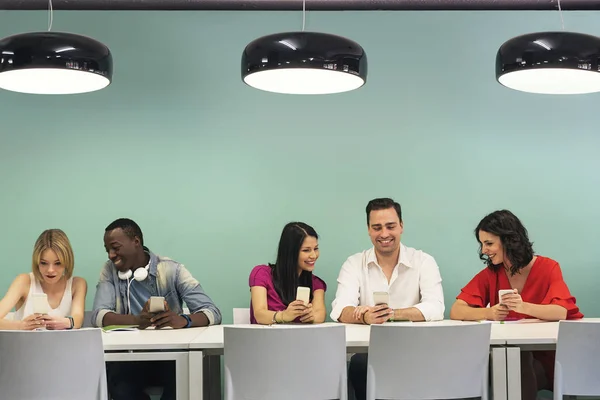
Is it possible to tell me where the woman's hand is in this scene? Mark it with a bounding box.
[299,303,315,323]
[486,303,510,321]
[281,300,307,322]
[40,315,71,330]
[20,314,46,330]
[501,289,526,314]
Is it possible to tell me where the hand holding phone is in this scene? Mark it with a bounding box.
[149,296,166,313]
[498,289,515,305]
[296,286,310,305]
[32,293,49,314]
[373,291,389,306]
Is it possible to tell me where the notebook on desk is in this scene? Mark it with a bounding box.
[102,325,138,332]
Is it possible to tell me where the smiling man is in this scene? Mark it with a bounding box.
[91,218,221,400]
[330,198,445,400]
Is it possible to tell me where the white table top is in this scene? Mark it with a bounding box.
[99,318,600,351]
[188,320,509,350]
[495,318,600,345]
[102,326,207,351]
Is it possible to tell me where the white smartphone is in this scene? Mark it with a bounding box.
[373,291,389,306]
[498,289,514,305]
[149,296,166,313]
[296,286,310,305]
[32,293,49,314]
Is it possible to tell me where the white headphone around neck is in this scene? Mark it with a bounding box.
[118,265,150,314]
[117,265,149,282]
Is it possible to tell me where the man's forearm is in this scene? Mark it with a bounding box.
[338,306,362,324]
[394,307,425,322]
[189,312,210,327]
[102,312,139,327]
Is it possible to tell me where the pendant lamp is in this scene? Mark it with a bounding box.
[496,31,600,95]
[0,32,112,95]
[241,1,366,95]
[496,0,600,95]
[242,31,367,95]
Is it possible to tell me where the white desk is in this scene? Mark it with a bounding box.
[102,319,600,400]
[189,321,510,400]
[102,327,207,400]
[190,320,507,352]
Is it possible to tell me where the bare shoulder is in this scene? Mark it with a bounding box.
[14,273,31,287]
[72,277,88,292]
[5,273,31,299]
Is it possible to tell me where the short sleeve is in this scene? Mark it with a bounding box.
[312,275,327,292]
[457,268,491,308]
[249,265,273,289]
[541,262,583,319]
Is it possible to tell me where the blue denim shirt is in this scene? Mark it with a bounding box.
[91,249,222,327]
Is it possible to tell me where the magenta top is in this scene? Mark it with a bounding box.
[248,264,327,324]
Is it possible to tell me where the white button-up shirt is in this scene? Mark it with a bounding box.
[330,243,445,322]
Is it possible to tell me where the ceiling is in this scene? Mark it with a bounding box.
[2,0,600,11]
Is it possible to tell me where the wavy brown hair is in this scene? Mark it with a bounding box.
[475,210,534,276]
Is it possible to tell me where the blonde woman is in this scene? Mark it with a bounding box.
[0,229,87,330]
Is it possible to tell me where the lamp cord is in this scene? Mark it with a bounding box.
[47,0,53,31]
[302,0,306,32]
[557,0,565,31]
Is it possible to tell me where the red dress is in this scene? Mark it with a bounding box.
[457,255,583,385]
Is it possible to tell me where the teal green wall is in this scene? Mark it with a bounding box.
[0,10,598,323]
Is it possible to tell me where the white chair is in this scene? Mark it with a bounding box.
[554,320,600,400]
[367,323,491,400]
[233,307,250,324]
[0,329,107,400]
[224,325,347,400]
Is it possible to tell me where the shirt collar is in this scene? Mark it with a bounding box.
[366,242,413,269]
[145,247,159,277]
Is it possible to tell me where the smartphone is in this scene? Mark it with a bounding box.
[32,293,49,314]
[149,296,166,313]
[498,289,514,305]
[373,291,389,306]
[296,286,310,305]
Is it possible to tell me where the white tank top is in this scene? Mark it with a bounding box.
[14,273,73,320]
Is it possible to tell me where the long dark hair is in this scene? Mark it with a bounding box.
[475,210,534,276]
[270,222,318,306]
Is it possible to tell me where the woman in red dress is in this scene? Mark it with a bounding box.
[450,210,583,400]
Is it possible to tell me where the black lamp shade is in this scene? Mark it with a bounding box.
[496,31,600,95]
[0,32,112,95]
[242,31,367,95]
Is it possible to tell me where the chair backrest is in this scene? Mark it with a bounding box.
[232,308,250,324]
[83,310,93,328]
[367,323,491,400]
[554,320,600,397]
[224,325,347,400]
[0,329,108,400]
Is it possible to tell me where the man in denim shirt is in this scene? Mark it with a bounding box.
[92,218,221,400]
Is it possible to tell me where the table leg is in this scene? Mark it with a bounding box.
[506,347,522,400]
[189,351,203,400]
[174,352,190,400]
[491,347,508,400]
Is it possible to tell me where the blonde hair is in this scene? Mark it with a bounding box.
[32,229,75,282]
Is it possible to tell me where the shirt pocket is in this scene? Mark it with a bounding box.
[163,290,182,313]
